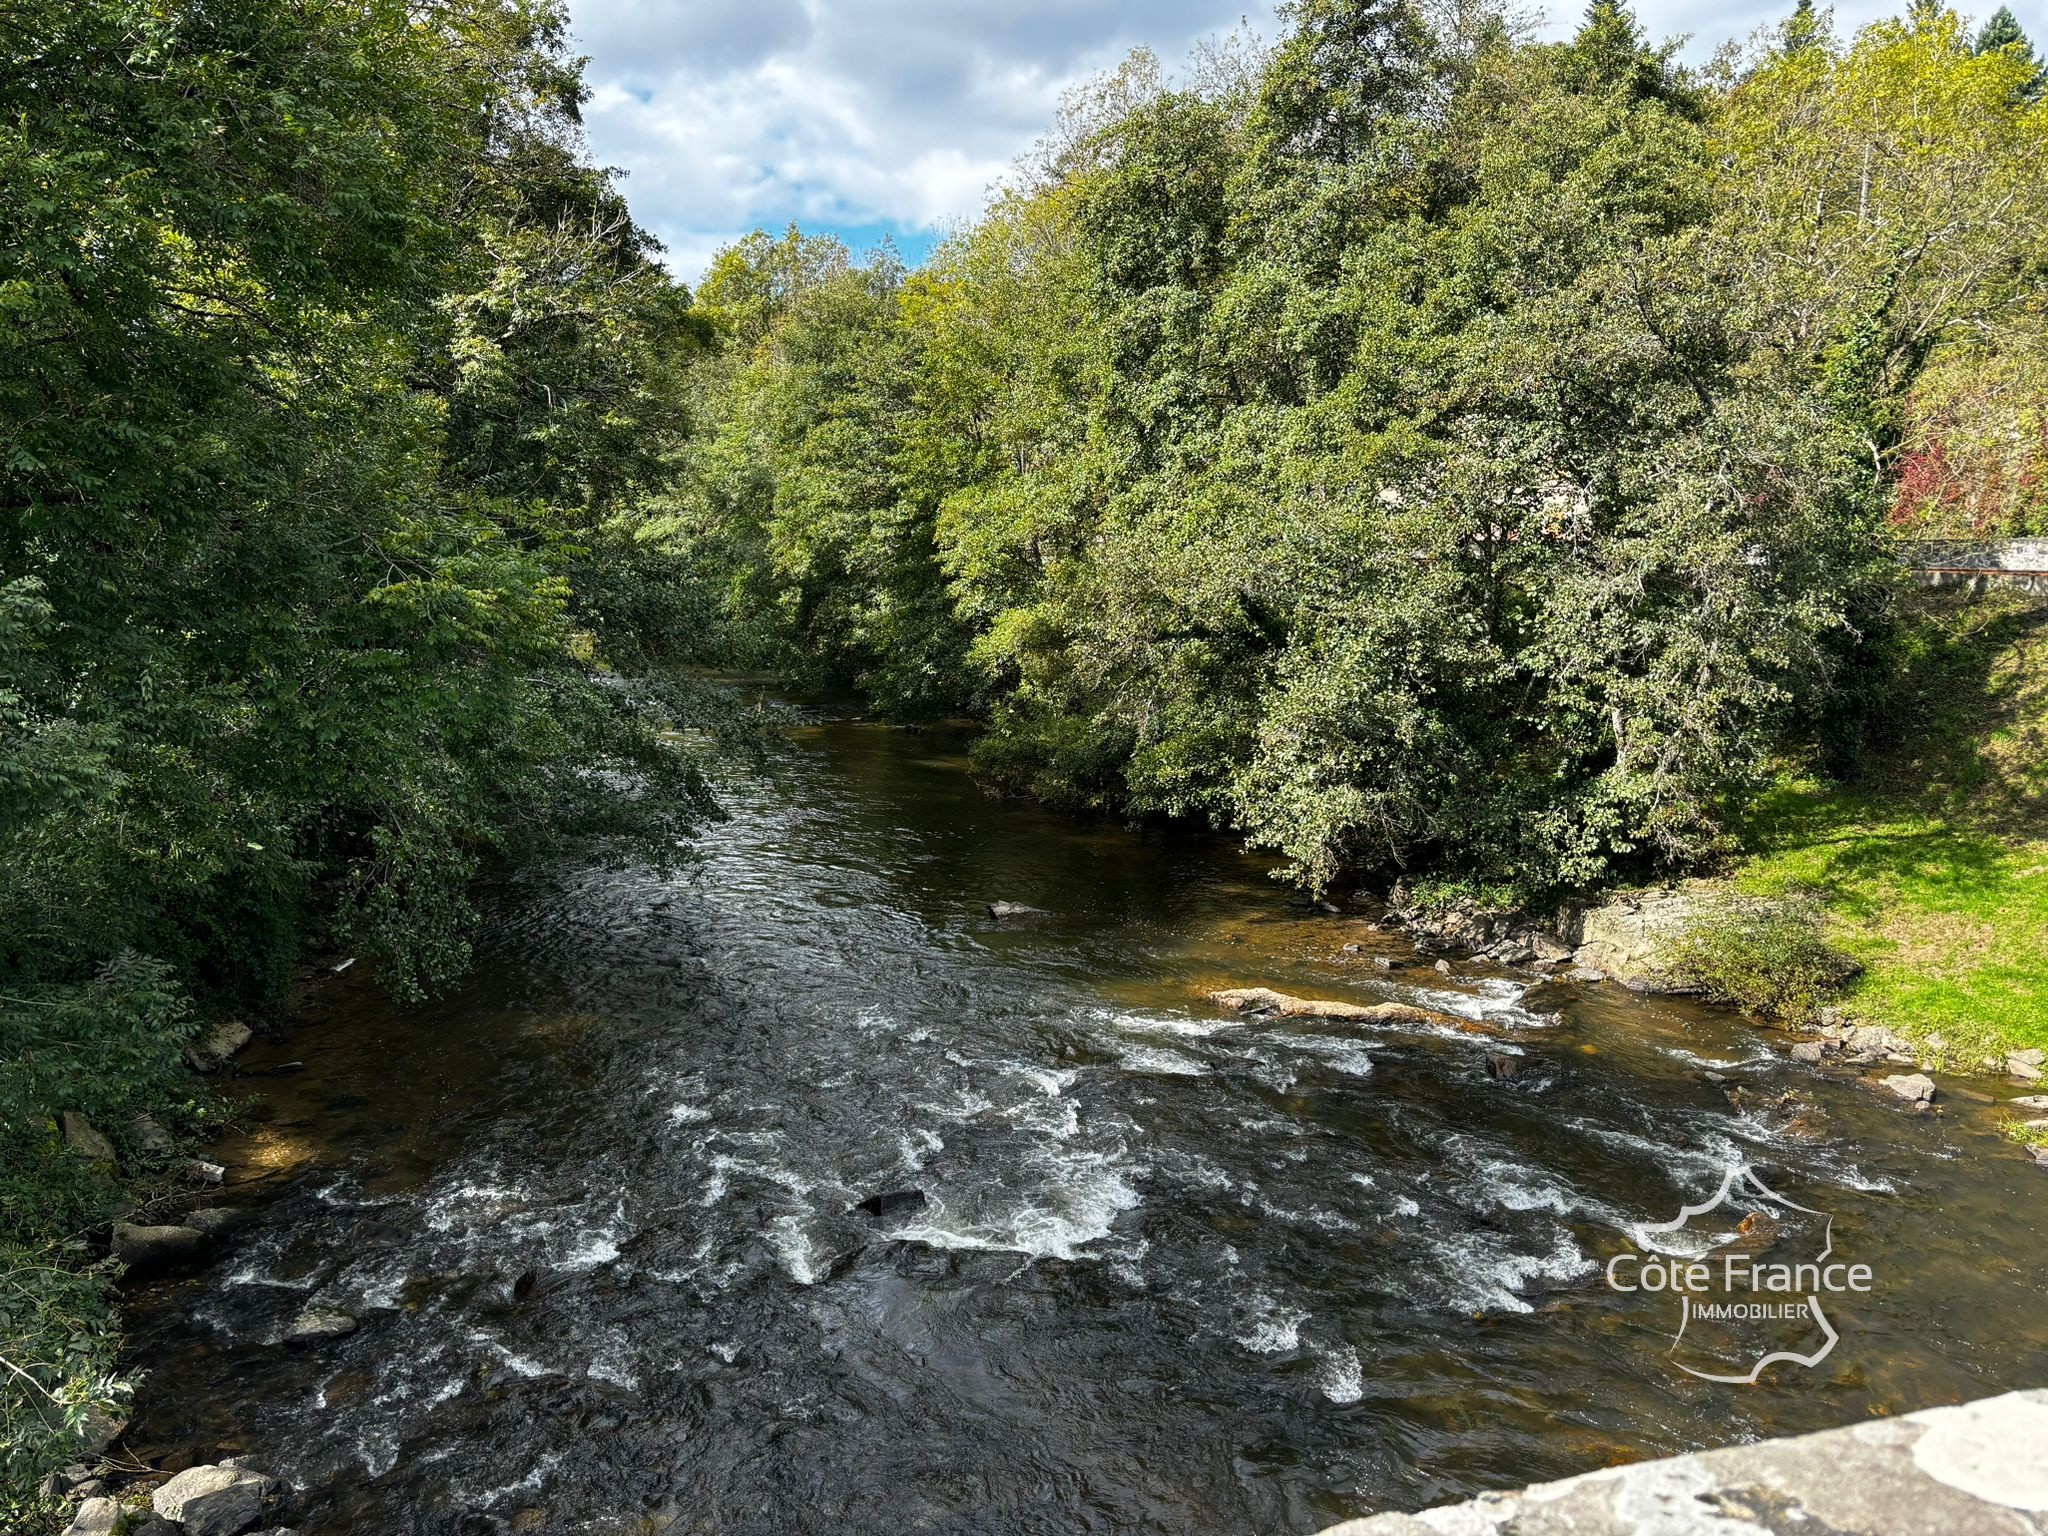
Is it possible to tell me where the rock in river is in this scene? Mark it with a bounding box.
[151,1464,276,1536]
[1210,987,1475,1031]
[111,1220,208,1270]
[182,1206,248,1236]
[1882,1073,1937,1104]
[1569,887,1700,991]
[986,900,1048,920]
[185,1018,254,1072]
[285,1306,359,1345]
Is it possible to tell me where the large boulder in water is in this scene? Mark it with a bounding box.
[1881,1072,1936,1104]
[284,1305,358,1345]
[151,1464,276,1536]
[1209,987,1480,1032]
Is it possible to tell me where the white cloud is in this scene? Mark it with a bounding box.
[570,0,1282,280]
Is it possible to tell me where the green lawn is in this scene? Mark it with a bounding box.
[1730,589,2048,1062]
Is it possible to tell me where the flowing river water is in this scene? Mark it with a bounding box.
[122,714,2048,1535]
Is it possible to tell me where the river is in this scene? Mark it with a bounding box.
[120,713,2048,1535]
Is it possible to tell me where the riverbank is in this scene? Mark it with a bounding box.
[1397,585,2048,1072]
[1728,586,2047,1067]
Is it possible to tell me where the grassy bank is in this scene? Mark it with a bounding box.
[1729,586,2048,1061]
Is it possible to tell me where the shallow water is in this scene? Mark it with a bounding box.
[123,715,2048,1535]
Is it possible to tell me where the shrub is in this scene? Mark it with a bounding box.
[1671,897,1861,1026]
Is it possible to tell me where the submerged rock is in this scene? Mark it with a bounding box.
[853,1189,929,1222]
[151,1463,276,1536]
[1210,986,1477,1032]
[1882,1072,1937,1104]
[284,1306,359,1345]
[111,1220,208,1270]
[182,1206,247,1236]
[986,900,1049,920]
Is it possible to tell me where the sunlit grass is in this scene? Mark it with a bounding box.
[1730,589,2048,1060]
[1735,782,2048,1057]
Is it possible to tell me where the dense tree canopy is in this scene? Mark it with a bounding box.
[1,0,713,1492]
[665,0,2045,895]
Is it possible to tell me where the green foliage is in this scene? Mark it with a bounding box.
[1670,897,1861,1025]
[0,1243,125,1527]
[0,955,189,1521]
[1975,3,2041,95]
[650,231,974,715]
[1,0,721,1508]
[673,0,2043,910]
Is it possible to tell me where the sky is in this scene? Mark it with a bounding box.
[565,0,2042,286]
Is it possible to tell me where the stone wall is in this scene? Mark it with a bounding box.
[1316,1389,2048,1536]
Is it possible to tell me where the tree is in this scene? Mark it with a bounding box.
[1974,5,2043,97]
[1,2,716,1503]
[1784,0,1825,55]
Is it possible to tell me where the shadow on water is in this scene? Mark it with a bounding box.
[121,715,2048,1535]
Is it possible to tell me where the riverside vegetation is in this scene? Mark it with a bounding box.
[3,0,2047,1521]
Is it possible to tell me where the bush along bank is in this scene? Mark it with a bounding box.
[660,2,2048,924]
[2,981,229,1526]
